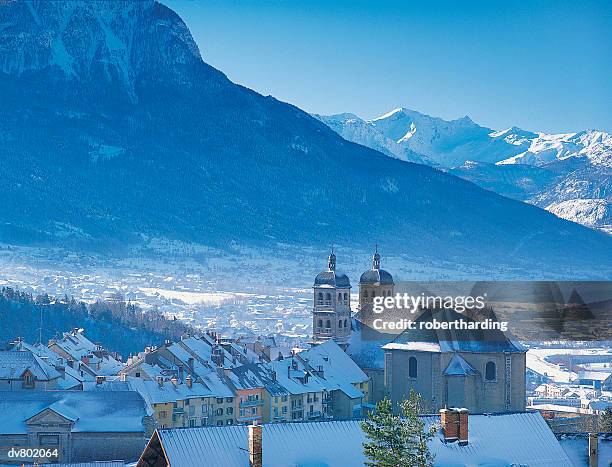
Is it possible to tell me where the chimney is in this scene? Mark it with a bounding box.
[589,433,598,467]
[457,408,468,446]
[186,374,193,389]
[248,421,262,467]
[440,408,459,442]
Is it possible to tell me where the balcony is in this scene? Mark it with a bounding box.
[307,411,322,419]
[240,399,264,408]
[291,405,304,412]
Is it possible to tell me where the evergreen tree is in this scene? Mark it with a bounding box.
[361,391,437,467]
[599,407,612,432]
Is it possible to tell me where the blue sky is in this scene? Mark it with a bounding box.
[166,0,611,133]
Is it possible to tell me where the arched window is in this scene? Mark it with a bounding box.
[344,292,348,301]
[339,320,343,328]
[325,292,331,302]
[317,292,323,303]
[325,320,331,328]
[371,291,375,298]
[317,319,322,328]
[344,319,348,329]
[338,293,342,301]
[408,356,417,378]
[485,361,496,381]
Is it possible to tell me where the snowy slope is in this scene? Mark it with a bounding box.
[317,109,611,232]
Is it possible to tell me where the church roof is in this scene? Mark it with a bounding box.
[444,353,479,376]
[359,268,394,285]
[314,270,351,288]
[383,308,526,354]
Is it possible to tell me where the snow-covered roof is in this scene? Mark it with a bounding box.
[0,350,61,381]
[0,391,147,434]
[578,370,611,381]
[387,308,526,354]
[15,341,92,386]
[151,411,571,467]
[229,363,287,396]
[443,353,479,376]
[345,318,394,370]
[51,330,124,376]
[558,433,612,467]
[299,340,368,384]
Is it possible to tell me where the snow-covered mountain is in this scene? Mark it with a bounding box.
[0,0,610,276]
[316,109,611,233]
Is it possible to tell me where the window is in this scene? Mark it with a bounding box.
[344,292,348,301]
[344,319,348,329]
[317,292,323,302]
[202,404,209,415]
[338,320,343,328]
[217,420,223,426]
[135,372,141,377]
[408,356,417,378]
[227,407,233,415]
[325,319,331,328]
[188,419,196,427]
[485,361,496,381]
[226,397,233,403]
[23,371,34,389]
[325,292,331,303]
[317,319,322,327]
[227,419,233,425]
[201,418,207,426]
[338,293,342,301]
[38,434,59,445]
[216,408,223,416]
[282,406,287,413]
[371,291,375,298]
[216,398,223,404]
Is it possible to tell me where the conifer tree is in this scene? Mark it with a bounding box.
[361,391,437,467]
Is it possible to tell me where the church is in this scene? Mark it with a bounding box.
[310,250,527,414]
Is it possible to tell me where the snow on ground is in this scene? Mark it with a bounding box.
[546,198,610,230]
[526,347,612,383]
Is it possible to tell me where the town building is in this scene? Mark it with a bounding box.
[0,350,73,390]
[48,329,124,377]
[0,391,149,464]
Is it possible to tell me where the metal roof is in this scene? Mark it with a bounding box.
[152,411,572,467]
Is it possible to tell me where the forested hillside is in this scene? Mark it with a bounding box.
[0,287,189,358]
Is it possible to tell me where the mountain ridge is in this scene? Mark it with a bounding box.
[316,109,612,233]
[0,0,610,276]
